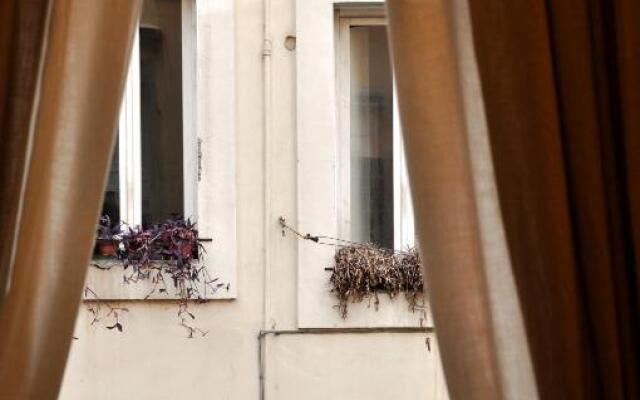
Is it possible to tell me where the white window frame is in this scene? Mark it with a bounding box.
[335,15,415,251]
[116,0,198,226]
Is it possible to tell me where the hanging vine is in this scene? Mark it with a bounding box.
[86,216,228,337]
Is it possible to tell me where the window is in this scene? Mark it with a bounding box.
[337,17,415,250]
[296,4,424,328]
[102,0,194,226]
[90,0,238,300]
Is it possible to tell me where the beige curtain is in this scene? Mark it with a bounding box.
[0,1,141,399]
[387,0,500,396]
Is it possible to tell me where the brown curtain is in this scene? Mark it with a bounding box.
[0,1,141,399]
[467,0,640,398]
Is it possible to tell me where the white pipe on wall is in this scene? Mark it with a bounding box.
[261,0,274,397]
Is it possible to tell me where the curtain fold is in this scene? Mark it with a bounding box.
[0,0,50,303]
[386,1,505,398]
[0,1,141,399]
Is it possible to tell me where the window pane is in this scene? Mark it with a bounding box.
[349,26,394,248]
[101,137,120,223]
[140,0,184,226]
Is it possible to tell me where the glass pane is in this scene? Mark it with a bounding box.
[101,137,120,223]
[349,25,394,248]
[140,0,184,226]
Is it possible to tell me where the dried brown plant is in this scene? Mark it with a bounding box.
[329,244,424,318]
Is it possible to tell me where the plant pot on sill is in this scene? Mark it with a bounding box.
[95,239,119,257]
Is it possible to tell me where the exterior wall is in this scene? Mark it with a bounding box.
[59,0,449,399]
[264,333,448,399]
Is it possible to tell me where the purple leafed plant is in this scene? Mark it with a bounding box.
[88,216,227,337]
[119,218,224,299]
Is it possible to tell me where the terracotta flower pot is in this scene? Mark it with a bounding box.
[95,239,118,257]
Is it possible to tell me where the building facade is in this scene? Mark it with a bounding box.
[60,1,457,398]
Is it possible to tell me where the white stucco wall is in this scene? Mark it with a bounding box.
[59,0,449,399]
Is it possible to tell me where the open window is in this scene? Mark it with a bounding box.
[102,0,196,226]
[90,0,237,300]
[296,4,425,328]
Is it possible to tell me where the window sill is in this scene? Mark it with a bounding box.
[83,260,234,301]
